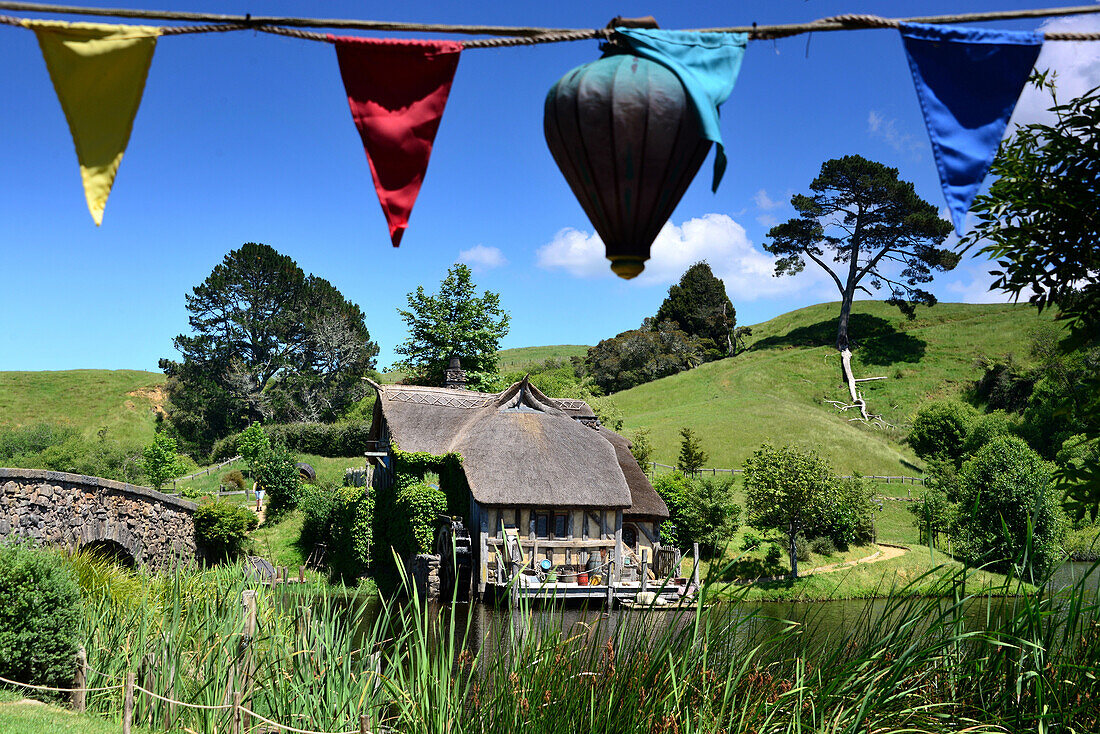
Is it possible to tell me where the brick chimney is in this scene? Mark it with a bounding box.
[444,355,467,390]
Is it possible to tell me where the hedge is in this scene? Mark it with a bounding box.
[300,481,373,583]
[211,421,374,462]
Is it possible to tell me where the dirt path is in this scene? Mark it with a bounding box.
[803,544,908,576]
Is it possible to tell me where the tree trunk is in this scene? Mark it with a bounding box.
[836,291,854,352]
[788,521,798,580]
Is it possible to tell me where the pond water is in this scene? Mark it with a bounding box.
[300,561,1100,654]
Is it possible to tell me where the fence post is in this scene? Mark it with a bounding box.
[298,565,305,583]
[165,656,176,731]
[692,543,701,591]
[240,589,257,724]
[640,557,648,594]
[72,645,87,713]
[606,563,614,609]
[360,714,370,734]
[122,672,134,734]
[141,653,155,727]
[232,690,242,734]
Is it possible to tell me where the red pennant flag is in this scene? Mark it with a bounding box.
[332,36,462,247]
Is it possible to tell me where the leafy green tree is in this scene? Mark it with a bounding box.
[141,432,185,491]
[252,441,301,523]
[584,320,704,394]
[394,264,510,389]
[743,444,837,579]
[677,427,708,476]
[651,472,692,548]
[161,243,379,454]
[629,427,653,469]
[655,262,736,358]
[680,476,741,556]
[764,155,957,352]
[908,401,979,466]
[237,422,270,467]
[961,78,1100,517]
[950,436,1066,577]
[194,500,258,561]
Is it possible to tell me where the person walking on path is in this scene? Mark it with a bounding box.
[254,480,265,513]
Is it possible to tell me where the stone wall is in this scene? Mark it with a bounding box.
[0,468,199,567]
[406,553,441,600]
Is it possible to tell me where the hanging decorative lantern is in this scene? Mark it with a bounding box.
[544,49,711,280]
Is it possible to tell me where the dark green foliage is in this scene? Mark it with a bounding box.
[161,242,379,454]
[763,543,783,567]
[221,469,246,489]
[794,535,811,563]
[679,476,741,556]
[961,78,1100,518]
[394,264,510,389]
[677,427,708,475]
[211,421,376,462]
[0,423,145,484]
[765,155,956,351]
[0,543,81,690]
[651,472,740,553]
[300,481,373,582]
[654,261,736,359]
[908,486,954,547]
[395,480,447,556]
[252,442,301,522]
[951,436,1066,576]
[809,536,837,556]
[740,531,762,551]
[194,500,258,561]
[908,400,978,465]
[963,411,1017,457]
[582,320,704,394]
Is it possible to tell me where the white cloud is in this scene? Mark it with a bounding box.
[536,213,835,300]
[942,260,1016,305]
[753,189,783,210]
[1011,12,1100,127]
[867,110,924,156]
[457,244,506,272]
[756,214,778,228]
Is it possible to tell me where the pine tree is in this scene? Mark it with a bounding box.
[677,427,708,476]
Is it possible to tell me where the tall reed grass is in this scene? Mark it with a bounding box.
[55,551,1100,733]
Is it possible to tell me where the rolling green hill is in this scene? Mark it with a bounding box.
[0,369,165,445]
[615,301,1056,477]
[496,345,589,373]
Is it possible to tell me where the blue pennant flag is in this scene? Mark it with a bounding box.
[899,23,1041,235]
[615,28,747,192]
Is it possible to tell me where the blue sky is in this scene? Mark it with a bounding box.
[1,1,1098,372]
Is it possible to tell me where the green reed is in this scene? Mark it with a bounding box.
[60,550,1100,734]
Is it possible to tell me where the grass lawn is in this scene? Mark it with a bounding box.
[617,301,1056,477]
[0,690,155,734]
[0,369,164,445]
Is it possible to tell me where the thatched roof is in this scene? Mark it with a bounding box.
[370,379,667,518]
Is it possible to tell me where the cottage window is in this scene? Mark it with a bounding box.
[553,513,568,538]
[535,513,549,539]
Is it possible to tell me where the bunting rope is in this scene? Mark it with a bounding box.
[0,2,1099,44]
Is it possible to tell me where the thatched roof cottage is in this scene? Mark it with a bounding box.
[366,365,668,598]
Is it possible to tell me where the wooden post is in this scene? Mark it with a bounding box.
[613,510,623,584]
[72,645,87,713]
[640,558,648,593]
[240,589,257,708]
[122,672,134,734]
[232,690,242,734]
[606,562,614,609]
[141,653,155,726]
[298,565,305,583]
[165,657,176,732]
[360,714,370,734]
[692,543,701,590]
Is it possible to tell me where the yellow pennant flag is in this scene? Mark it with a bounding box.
[23,20,161,225]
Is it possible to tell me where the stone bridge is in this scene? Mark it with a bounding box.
[0,468,199,566]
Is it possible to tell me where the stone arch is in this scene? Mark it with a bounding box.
[80,538,136,568]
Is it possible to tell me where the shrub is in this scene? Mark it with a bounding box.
[237,422,270,466]
[652,472,692,548]
[299,480,373,582]
[394,480,447,556]
[629,427,653,468]
[253,442,302,522]
[0,543,81,690]
[908,401,978,465]
[764,544,783,567]
[804,476,875,549]
[951,436,1067,576]
[794,535,811,562]
[222,469,246,489]
[809,536,837,556]
[740,531,761,552]
[180,485,215,501]
[194,500,258,561]
[963,411,1018,457]
[680,476,740,556]
[907,486,955,547]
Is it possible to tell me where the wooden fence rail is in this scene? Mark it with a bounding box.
[171,455,243,489]
[648,461,927,485]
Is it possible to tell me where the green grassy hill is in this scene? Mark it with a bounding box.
[497,345,589,373]
[0,369,165,445]
[616,301,1055,477]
